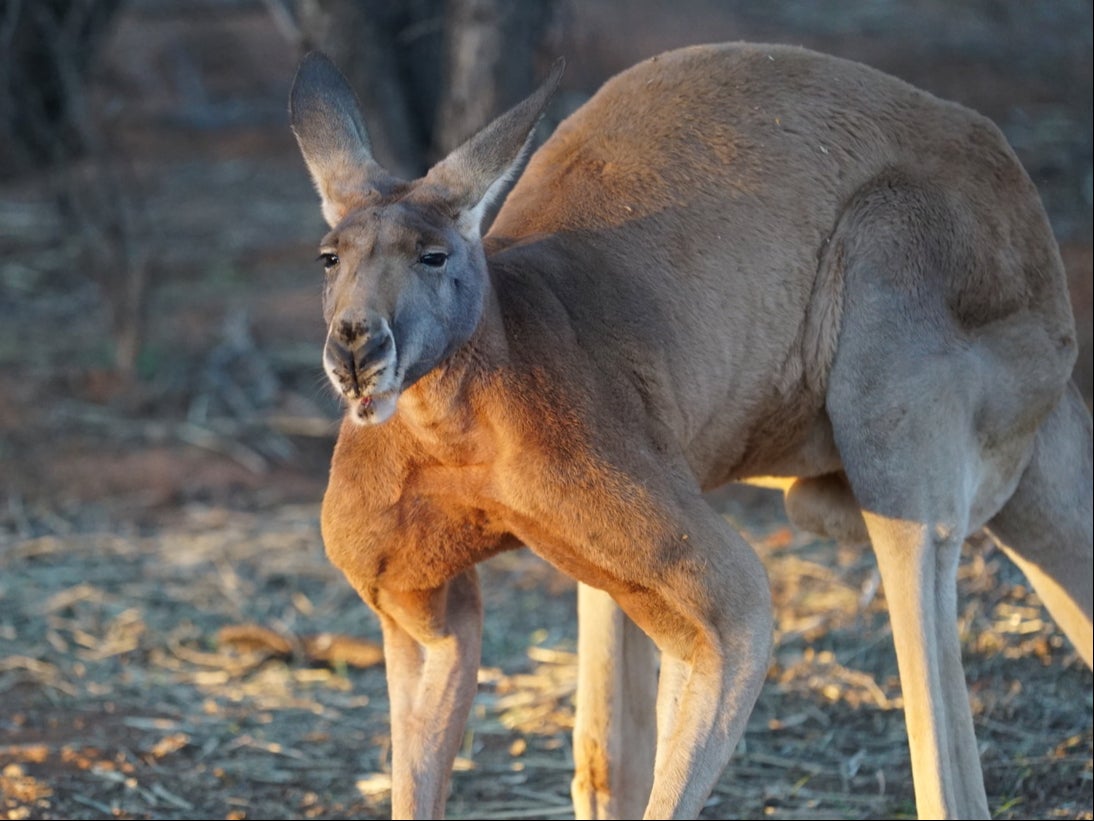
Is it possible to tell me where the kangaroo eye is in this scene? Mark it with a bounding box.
[317,252,339,271]
[418,251,448,268]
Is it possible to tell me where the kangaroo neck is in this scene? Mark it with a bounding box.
[393,280,510,457]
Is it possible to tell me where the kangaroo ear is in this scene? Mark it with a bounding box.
[290,52,397,226]
[423,58,565,237]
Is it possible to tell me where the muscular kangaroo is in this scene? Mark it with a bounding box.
[289,42,1093,819]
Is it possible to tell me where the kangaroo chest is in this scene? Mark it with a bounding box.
[321,454,526,598]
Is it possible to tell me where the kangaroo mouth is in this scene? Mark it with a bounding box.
[351,390,398,425]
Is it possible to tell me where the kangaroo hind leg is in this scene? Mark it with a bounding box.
[986,382,1093,668]
[824,181,1039,817]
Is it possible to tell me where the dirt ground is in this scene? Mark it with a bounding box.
[1,2,1091,819]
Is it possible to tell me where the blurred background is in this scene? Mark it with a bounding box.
[0,3,1091,819]
[0,0,1090,531]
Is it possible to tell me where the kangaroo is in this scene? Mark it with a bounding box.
[289,42,1093,819]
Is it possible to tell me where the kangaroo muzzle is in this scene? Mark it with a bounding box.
[324,315,395,401]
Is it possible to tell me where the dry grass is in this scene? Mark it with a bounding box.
[2,493,1090,820]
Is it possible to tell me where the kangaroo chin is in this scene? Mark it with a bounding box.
[351,391,398,425]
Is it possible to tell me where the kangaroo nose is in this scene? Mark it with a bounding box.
[334,317,366,347]
[357,329,393,367]
[334,315,393,361]
[325,315,394,398]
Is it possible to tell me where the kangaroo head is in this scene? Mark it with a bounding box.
[289,52,562,424]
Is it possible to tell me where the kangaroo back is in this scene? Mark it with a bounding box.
[487,43,1074,485]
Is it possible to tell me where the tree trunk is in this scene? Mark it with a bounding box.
[289,0,559,178]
